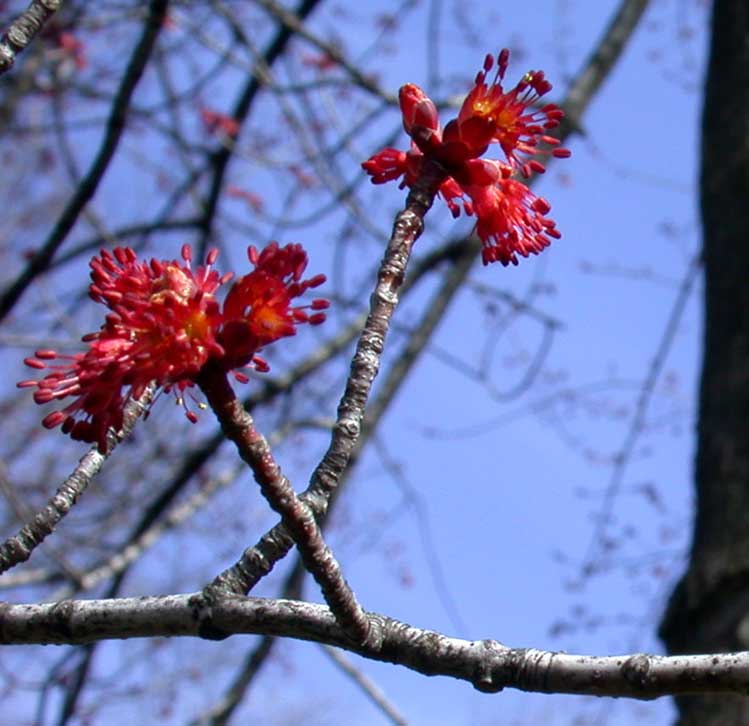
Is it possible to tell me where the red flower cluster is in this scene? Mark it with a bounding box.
[362,50,571,266]
[19,243,328,451]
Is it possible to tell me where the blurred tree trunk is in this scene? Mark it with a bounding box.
[658,1,749,723]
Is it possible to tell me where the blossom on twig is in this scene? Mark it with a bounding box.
[18,243,328,451]
[362,50,571,266]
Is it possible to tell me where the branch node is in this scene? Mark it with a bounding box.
[622,653,655,691]
[189,592,232,641]
[48,599,75,639]
[471,639,508,693]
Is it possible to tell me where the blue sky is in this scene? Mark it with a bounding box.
[1,1,711,723]
[289,1,706,723]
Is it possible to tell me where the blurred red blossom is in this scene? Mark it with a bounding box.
[200,107,240,138]
[227,185,265,213]
[301,50,339,72]
[362,50,570,266]
[57,32,87,70]
[19,243,328,452]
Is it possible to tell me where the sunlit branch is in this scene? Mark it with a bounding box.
[197,365,374,645]
[3,593,749,701]
[0,0,62,76]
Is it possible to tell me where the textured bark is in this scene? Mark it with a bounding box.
[4,594,749,700]
[197,366,373,645]
[0,0,62,74]
[658,1,749,723]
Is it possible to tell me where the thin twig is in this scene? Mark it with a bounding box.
[187,634,275,726]
[580,254,701,577]
[321,644,409,726]
[0,0,171,322]
[0,385,154,575]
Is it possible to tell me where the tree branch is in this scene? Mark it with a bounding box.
[2,593,749,701]
[187,634,275,726]
[0,0,170,322]
[197,365,373,645]
[0,385,154,575]
[204,160,445,596]
[321,644,409,726]
[203,0,651,601]
[0,0,62,76]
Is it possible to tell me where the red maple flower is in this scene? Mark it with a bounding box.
[301,50,339,72]
[452,51,569,176]
[200,107,240,138]
[217,243,328,372]
[58,32,87,70]
[362,49,570,266]
[455,161,561,266]
[226,185,265,213]
[19,243,328,451]
[361,145,419,186]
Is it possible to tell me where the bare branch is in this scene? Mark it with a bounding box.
[197,365,373,645]
[2,593,749,701]
[187,635,275,726]
[321,644,409,726]
[0,0,62,76]
[0,385,154,575]
[0,0,171,322]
